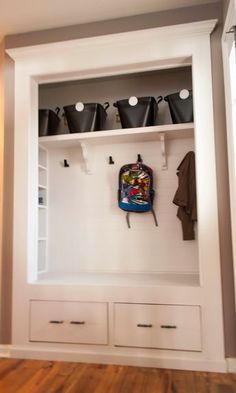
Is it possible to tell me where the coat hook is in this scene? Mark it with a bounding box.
[109,156,115,165]
[64,159,69,167]
[137,154,143,163]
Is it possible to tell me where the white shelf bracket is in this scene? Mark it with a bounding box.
[160,133,167,170]
[80,142,92,174]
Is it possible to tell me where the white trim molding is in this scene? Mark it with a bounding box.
[0,345,11,358]
[226,357,236,373]
[6,19,217,62]
[222,0,236,314]
[9,345,227,373]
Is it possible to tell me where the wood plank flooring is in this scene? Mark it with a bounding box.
[0,359,234,393]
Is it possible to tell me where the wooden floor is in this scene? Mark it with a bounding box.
[0,359,235,393]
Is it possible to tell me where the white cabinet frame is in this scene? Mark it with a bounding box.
[6,20,226,371]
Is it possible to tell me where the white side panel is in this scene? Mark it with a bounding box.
[222,0,236,311]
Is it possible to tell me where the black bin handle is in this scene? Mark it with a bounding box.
[103,102,110,111]
[156,96,163,104]
[55,107,60,116]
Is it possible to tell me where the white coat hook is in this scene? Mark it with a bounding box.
[160,133,167,170]
[80,142,91,174]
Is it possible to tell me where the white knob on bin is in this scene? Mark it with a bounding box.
[179,89,190,100]
[75,102,84,112]
[128,96,138,106]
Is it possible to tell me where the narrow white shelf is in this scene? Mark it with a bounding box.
[34,271,200,287]
[39,123,194,148]
[38,184,47,189]
[38,237,47,241]
[38,164,47,171]
[38,205,47,209]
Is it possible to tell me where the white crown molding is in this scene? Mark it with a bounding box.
[5,19,218,86]
[6,19,217,62]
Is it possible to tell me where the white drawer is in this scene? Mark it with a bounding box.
[114,303,201,351]
[30,300,108,345]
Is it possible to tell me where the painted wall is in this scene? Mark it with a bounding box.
[2,1,236,356]
[1,52,14,344]
[0,41,4,342]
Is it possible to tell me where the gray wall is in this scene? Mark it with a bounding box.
[0,40,4,342]
[4,3,227,48]
[3,1,236,356]
[1,52,14,344]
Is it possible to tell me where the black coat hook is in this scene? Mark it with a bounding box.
[137,154,143,164]
[109,156,114,165]
[64,159,69,167]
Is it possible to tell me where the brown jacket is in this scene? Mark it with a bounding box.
[173,151,197,240]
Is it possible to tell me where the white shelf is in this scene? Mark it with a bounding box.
[38,184,47,189]
[38,205,47,209]
[38,164,47,171]
[34,271,200,287]
[39,123,194,148]
[38,237,47,241]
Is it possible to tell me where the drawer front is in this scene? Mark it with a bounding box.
[30,300,108,344]
[114,303,201,351]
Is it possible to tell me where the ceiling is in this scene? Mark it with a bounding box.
[0,0,220,39]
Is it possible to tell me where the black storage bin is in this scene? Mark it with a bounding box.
[164,90,193,124]
[113,96,163,129]
[39,107,60,137]
[63,102,109,133]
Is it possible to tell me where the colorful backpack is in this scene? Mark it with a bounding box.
[118,159,158,228]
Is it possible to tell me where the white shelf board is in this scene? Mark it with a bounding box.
[34,271,200,287]
[38,205,47,209]
[39,123,194,149]
[38,184,47,189]
[38,237,47,241]
[38,164,47,171]
[39,144,48,152]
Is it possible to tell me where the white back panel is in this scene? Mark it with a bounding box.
[47,137,197,274]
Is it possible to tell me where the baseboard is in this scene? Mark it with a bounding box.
[226,358,236,372]
[7,345,227,372]
[0,345,11,358]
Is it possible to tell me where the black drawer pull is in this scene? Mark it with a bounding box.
[70,321,85,325]
[49,320,64,324]
[161,325,177,329]
[137,323,153,328]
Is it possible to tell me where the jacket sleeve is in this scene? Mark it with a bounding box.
[173,151,197,240]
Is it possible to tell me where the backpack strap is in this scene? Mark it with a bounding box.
[126,212,131,229]
[151,208,158,227]
[126,210,158,229]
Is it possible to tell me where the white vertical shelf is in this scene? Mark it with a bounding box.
[38,145,48,273]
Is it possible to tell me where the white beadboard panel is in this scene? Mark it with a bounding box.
[47,137,197,274]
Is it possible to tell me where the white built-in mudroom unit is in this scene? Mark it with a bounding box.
[6,19,226,371]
